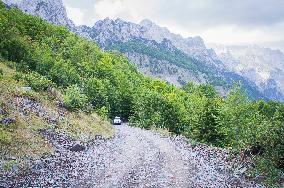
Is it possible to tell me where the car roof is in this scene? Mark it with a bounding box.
[114,117,120,119]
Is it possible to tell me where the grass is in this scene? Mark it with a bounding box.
[0,62,114,169]
[151,127,172,137]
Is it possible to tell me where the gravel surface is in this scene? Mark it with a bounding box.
[1,124,263,187]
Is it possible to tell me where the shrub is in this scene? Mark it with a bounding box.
[0,68,3,80]
[16,72,54,91]
[95,106,109,120]
[63,85,88,110]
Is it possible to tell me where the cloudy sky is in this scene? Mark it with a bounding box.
[62,0,284,51]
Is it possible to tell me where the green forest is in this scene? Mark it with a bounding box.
[0,2,283,185]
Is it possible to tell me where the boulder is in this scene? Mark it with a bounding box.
[21,86,32,91]
[0,108,5,115]
[1,117,15,125]
[69,144,86,152]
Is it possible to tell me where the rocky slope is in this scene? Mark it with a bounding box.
[210,44,284,101]
[139,19,223,68]
[3,0,283,101]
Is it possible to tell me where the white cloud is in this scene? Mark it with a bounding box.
[94,0,124,19]
[65,6,84,26]
[62,0,284,51]
[92,0,148,22]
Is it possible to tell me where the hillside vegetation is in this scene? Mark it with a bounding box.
[0,2,283,185]
[0,62,113,171]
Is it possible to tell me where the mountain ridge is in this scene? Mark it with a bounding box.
[3,0,284,102]
[209,43,284,101]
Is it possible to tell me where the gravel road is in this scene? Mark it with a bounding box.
[1,124,262,187]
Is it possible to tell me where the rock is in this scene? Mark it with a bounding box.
[49,116,57,124]
[1,117,15,125]
[69,144,86,152]
[21,86,32,91]
[5,156,16,160]
[0,124,262,187]
[95,135,103,140]
[253,175,266,184]
[0,108,5,115]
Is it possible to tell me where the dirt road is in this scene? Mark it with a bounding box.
[1,124,261,187]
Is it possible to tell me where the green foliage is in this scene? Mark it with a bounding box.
[182,82,218,98]
[84,77,109,109]
[19,71,53,91]
[131,89,167,129]
[95,106,109,120]
[63,85,88,110]
[0,3,283,185]
[250,156,283,186]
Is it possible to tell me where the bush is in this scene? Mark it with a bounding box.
[0,68,3,80]
[63,85,88,110]
[17,72,53,91]
[95,106,109,120]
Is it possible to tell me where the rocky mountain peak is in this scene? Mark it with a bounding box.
[140,19,154,26]
[3,0,75,30]
[187,36,205,48]
[209,43,284,100]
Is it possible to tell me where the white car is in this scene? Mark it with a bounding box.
[113,117,122,125]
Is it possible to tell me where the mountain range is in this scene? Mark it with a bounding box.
[209,44,284,101]
[3,0,284,102]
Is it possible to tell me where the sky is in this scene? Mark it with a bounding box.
[62,0,284,51]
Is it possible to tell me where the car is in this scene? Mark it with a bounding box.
[113,116,122,125]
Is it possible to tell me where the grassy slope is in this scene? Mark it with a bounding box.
[0,62,113,169]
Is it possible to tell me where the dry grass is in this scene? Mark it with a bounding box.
[151,127,172,137]
[59,111,114,141]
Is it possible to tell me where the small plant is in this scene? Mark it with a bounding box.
[2,160,18,171]
[0,68,3,80]
[95,106,109,120]
[63,85,88,110]
[249,156,283,187]
[23,72,54,91]
[14,72,54,91]
[0,128,12,145]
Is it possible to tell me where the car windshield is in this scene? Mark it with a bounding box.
[115,117,120,119]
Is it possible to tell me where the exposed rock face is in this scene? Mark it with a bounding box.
[139,19,223,68]
[125,52,205,86]
[84,18,222,68]
[210,44,284,101]
[75,19,267,99]
[2,0,76,31]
